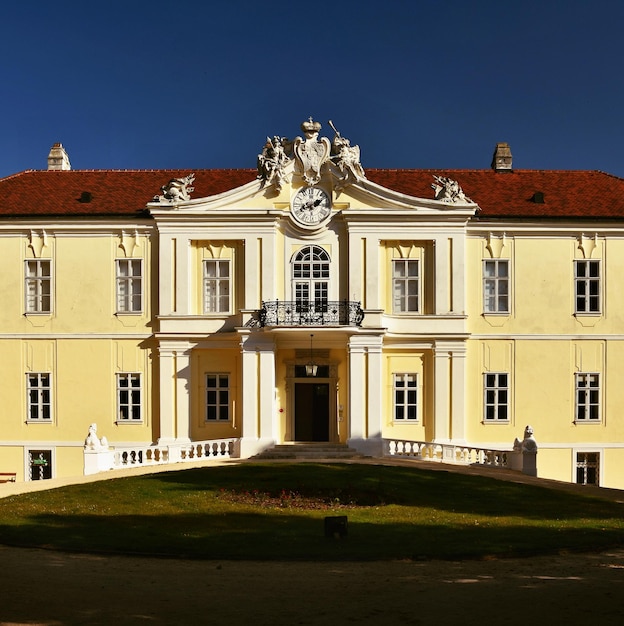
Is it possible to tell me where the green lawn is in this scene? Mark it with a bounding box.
[1,462,623,560]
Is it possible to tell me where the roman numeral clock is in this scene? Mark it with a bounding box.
[291,186,331,227]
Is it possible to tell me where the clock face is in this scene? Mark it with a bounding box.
[292,187,331,226]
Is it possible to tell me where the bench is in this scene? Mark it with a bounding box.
[0,472,17,483]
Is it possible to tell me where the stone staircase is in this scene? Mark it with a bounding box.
[251,443,366,460]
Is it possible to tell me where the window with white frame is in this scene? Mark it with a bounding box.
[574,260,600,313]
[576,452,599,485]
[483,260,509,313]
[25,260,51,313]
[116,259,143,313]
[484,373,509,421]
[27,373,52,421]
[206,374,230,421]
[203,260,231,313]
[117,373,142,421]
[292,245,330,313]
[393,260,419,313]
[575,373,600,421]
[393,373,418,421]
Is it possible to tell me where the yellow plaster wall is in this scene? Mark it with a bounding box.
[191,349,241,440]
[0,233,152,335]
[382,351,428,441]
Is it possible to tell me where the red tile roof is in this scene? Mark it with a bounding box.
[1,168,623,219]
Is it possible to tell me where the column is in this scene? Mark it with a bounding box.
[157,342,192,444]
[347,334,385,456]
[175,348,192,443]
[434,237,449,314]
[258,345,276,444]
[175,237,190,314]
[450,344,467,443]
[365,338,384,455]
[348,339,366,442]
[238,333,260,457]
[433,344,451,443]
[158,234,174,316]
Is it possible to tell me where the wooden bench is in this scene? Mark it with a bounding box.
[0,472,17,483]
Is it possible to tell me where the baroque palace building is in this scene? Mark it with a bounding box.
[1,120,624,488]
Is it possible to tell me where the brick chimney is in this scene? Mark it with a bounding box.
[47,143,71,171]
[491,142,512,172]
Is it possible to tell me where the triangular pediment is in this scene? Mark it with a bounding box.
[147,118,480,220]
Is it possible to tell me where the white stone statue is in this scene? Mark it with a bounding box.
[513,425,538,453]
[156,173,195,203]
[329,120,365,191]
[293,118,331,186]
[431,175,471,203]
[257,135,291,192]
[85,423,109,451]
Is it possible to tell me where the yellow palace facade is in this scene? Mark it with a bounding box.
[1,122,624,489]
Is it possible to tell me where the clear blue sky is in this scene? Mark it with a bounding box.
[1,0,622,179]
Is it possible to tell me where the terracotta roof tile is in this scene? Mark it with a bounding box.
[1,168,623,219]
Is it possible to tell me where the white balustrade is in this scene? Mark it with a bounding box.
[385,439,509,469]
[109,439,237,471]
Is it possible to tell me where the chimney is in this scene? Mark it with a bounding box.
[491,142,512,172]
[47,143,71,171]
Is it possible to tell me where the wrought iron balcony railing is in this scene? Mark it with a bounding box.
[259,300,364,327]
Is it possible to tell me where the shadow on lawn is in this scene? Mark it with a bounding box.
[145,463,624,521]
[1,509,623,561]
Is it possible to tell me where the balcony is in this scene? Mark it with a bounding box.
[259,300,364,327]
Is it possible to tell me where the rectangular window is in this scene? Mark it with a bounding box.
[25,260,51,313]
[484,373,509,421]
[575,260,600,313]
[576,452,599,485]
[483,260,509,313]
[28,449,53,481]
[393,373,418,421]
[116,259,143,313]
[393,260,419,313]
[575,373,600,421]
[27,373,52,421]
[117,373,142,421]
[206,374,230,421]
[203,260,230,313]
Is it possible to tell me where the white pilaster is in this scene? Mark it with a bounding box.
[158,234,174,316]
[365,237,380,310]
[451,233,466,315]
[434,236,449,314]
[450,344,467,443]
[348,339,366,442]
[157,342,193,444]
[348,333,385,456]
[175,237,190,314]
[433,344,451,443]
[157,346,176,443]
[175,348,192,443]
[258,345,276,443]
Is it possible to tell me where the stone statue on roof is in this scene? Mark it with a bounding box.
[257,135,291,192]
[155,173,195,203]
[329,120,365,191]
[431,175,471,203]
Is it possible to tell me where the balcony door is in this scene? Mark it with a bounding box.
[292,245,330,318]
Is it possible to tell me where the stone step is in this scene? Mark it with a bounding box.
[252,443,366,460]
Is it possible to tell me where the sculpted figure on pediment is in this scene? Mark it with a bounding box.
[293,118,330,186]
[329,120,365,191]
[257,135,291,192]
[431,175,471,203]
[155,173,195,203]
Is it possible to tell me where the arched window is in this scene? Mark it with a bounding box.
[292,245,330,312]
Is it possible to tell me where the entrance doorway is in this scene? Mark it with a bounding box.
[294,382,330,441]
